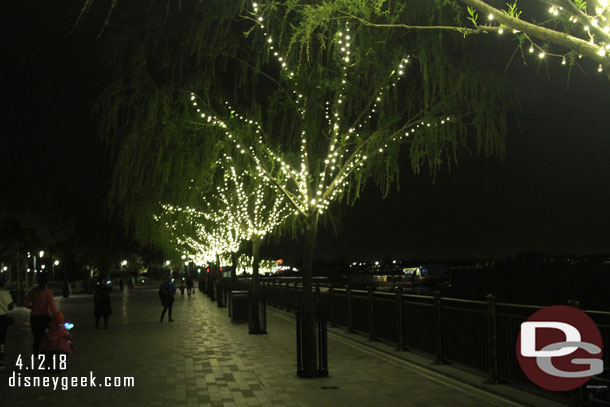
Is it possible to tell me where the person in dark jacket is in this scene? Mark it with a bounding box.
[94,280,113,329]
[186,276,194,296]
[159,278,176,322]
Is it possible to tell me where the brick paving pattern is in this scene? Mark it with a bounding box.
[1,288,537,407]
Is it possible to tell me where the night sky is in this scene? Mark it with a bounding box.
[3,2,610,265]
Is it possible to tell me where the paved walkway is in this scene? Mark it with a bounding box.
[1,288,564,407]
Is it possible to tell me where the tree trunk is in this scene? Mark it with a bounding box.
[301,213,319,377]
[252,236,261,284]
[231,251,238,282]
[16,252,24,306]
[250,235,263,333]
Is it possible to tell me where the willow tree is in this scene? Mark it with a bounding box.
[281,0,610,78]
[178,0,517,377]
[98,1,255,248]
[157,155,292,332]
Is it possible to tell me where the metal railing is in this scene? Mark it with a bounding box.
[253,278,610,406]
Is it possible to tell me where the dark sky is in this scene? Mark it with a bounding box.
[3,2,610,264]
[310,65,610,262]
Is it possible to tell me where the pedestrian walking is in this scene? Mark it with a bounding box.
[186,276,194,296]
[62,280,70,298]
[119,278,124,292]
[94,280,113,329]
[24,274,58,355]
[159,278,176,322]
[179,280,186,298]
[0,277,15,369]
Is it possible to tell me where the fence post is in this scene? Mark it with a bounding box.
[368,285,375,341]
[281,281,288,310]
[293,282,299,312]
[296,304,303,376]
[433,291,446,365]
[486,294,499,384]
[328,284,337,327]
[346,285,353,333]
[395,285,405,351]
[568,299,587,407]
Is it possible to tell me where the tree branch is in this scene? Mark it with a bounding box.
[459,0,609,68]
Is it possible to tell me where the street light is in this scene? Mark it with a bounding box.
[52,260,60,281]
[119,260,128,285]
[30,250,45,287]
[165,260,171,278]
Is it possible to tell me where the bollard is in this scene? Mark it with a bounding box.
[368,285,375,341]
[433,291,446,365]
[486,294,499,384]
[395,285,405,350]
[346,285,353,333]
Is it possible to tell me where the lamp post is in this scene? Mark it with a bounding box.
[31,250,44,284]
[120,260,127,280]
[52,260,60,281]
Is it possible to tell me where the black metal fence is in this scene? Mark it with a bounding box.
[254,278,610,406]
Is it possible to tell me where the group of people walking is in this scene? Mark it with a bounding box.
[0,274,195,369]
[0,275,73,370]
[178,276,195,298]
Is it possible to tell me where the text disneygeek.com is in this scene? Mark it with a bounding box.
[9,371,135,391]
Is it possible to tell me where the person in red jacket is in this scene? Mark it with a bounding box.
[25,274,58,355]
[42,312,72,355]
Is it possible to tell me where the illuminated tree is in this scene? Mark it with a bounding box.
[155,158,292,332]
[96,0,515,377]
[281,0,610,77]
[76,0,610,77]
[180,0,515,376]
[157,156,291,283]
